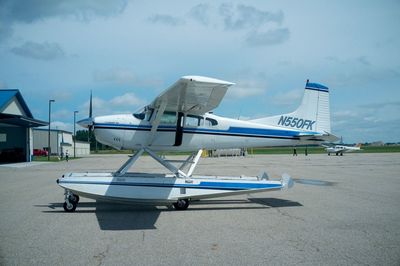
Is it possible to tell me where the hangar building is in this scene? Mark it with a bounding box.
[0,89,47,163]
[33,128,90,157]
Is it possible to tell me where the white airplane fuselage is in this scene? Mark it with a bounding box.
[326,145,361,154]
[92,112,318,152]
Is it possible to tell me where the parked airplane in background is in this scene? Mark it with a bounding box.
[57,76,337,212]
[323,143,362,156]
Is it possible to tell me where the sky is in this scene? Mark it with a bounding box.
[0,0,399,143]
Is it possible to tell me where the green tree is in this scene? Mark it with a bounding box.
[75,130,112,151]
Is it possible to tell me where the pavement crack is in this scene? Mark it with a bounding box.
[275,207,305,222]
[93,244,110,266]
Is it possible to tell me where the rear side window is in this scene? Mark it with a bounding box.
[185,115,203,127]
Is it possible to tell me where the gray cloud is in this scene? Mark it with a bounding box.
[148,14,185,26]
[0,21,13,42]
[246,28,289,46]
[10,41,65,60]
[2,0,127,23]
[332,100,400,143]
[326,56,371,67]
[356,56,370,66]
[359,101,400,109]
[147,4,289,47]
[333,113,400,143]
[219,4,283,30]
[189,3,210,26]
[0,0,128,42]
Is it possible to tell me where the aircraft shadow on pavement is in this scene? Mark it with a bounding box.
[38,197,302,231]
[37,201,162,231]
[94,201,162,230]
[293,178,336,186]
[247,198,303,208]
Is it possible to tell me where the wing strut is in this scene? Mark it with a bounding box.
[147,100,167,146]
[186,149,203,177]
[113,148,203,178]
[115,148,145,176]
[144,148,188,178]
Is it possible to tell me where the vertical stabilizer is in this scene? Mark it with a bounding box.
[250,81,331,133]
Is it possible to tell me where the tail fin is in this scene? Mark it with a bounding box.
[250,80,331,133]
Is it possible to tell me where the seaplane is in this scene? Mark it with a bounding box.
[57,76,337,212]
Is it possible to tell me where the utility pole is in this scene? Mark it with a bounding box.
[48,99,55,161]
[74,110,78,158]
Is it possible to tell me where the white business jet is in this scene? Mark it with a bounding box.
[57,76,337,212]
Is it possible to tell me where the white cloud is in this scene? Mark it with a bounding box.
[219,4,283,30]
[51,121,73,132]
[81,93,145,116]
[0,80,8,88]
[93,68,136,85]
[148,14,185,26]
[110,92,145,107]
[246,28,289,46]
[52,109,73,120]
[273,89,302,106]
[226,80,266,99]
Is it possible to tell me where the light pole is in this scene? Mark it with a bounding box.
[74,111,78,158]
[48,99,55,161]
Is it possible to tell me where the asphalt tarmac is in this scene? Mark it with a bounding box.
[0,153,399,265]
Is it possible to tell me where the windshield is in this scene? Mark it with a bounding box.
[133,106,153,121]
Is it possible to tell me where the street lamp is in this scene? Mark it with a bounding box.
[74,111,79,158]
[48,99,55,161]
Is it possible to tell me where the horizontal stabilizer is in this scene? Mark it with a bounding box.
[298,132,339,143]
[281,173,294,190]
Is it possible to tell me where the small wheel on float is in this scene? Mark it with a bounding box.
[173,199,189,210]
[63,200,77,212]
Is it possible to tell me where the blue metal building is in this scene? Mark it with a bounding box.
[0,89,47,163]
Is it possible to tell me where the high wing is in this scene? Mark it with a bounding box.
[149,75,234,115]
[146,75,234,146]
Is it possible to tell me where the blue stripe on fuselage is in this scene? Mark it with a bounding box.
[93,123,308,140]
[58,179,282,191]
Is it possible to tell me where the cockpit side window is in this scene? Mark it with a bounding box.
[133,107,154,121]
[133,112,145,120]
[205,118,218,127]
[133,108,145,120]
[160,111,177,124]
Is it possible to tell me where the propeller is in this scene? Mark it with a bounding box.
[77,90,94,134]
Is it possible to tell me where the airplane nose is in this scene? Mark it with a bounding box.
[77,117,93,128]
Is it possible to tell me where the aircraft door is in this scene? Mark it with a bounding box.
[203,117,216,149]
[151,111,178,146]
